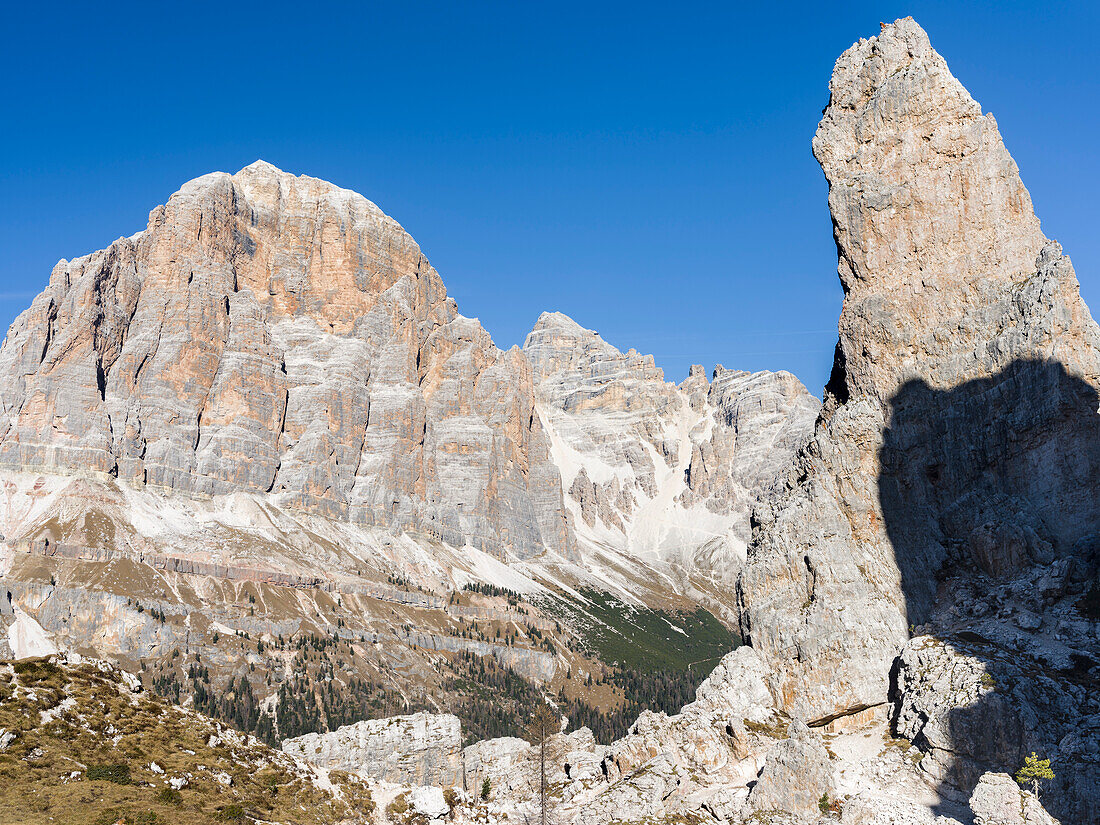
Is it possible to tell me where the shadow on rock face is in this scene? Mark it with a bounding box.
[878,359,1100,824]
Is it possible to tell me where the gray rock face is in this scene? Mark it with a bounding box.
[281,712,463,786]
[736,17,1100,824]
[0,161,573,562]
[524,312,816,581]
[892,638,1023,791]
[739,16,1100,721]
[970,773,1060,825]
[747,720,836,822]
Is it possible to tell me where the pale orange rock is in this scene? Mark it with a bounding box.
[0,161,573,561]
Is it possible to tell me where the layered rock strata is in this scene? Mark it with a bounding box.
[0,162,573,562]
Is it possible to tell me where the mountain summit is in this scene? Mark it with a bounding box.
[0,159,573,560]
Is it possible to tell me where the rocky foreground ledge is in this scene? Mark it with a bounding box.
[282,647,1060,825]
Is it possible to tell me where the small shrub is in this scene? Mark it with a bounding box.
[87,762,132,784]
[386,793,410,819]
[481,777,491,800]
[818,793,843,815]
[443,787,459,809]
[215,804,246,822]
[156,786,183,805]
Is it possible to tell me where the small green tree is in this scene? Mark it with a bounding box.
[1015,752,1055,798]
[481,777,491,801]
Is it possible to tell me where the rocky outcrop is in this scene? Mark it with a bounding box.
[282,712,464,786]
[285,640,1038,825]
[747,720,835,822]
[891,638,1022,792]
[0,162,573,563]
[283,647,776,821]
[598,646,774,785]
[525,312,816,581]
[739,16,1100,721]
[970,773,1061,825]
[736,16,1098,824]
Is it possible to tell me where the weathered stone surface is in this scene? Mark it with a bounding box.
[599,646,774,784]
[0,162,573,562]
[747,720,835,822]
[970,773,1060,825]
[410,785,451,819]
[891,637,1023,792]
[281,712,463,786]
[736,17,1100,825]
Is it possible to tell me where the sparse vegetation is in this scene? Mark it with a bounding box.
[818,792,842,816]
[0,657,375,825]
[556,588,737,672]
[386,792,410,818]
[744,715,790,740]
[156,786,183,805]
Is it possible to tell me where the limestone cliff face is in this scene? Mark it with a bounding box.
[739,15,1100,734]
[0,162,573,561]
[524,312,816,581]
[282,712,464,786]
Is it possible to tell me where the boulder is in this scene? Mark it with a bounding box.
[970,772,1060,825]
[747,720,836,821]
[409,786,451,820]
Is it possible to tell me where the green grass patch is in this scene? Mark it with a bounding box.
[87,763,132,784]
[555,588,738,672]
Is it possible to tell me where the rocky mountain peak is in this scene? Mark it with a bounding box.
[812,18,1085,405]
[0,161,571,561]
[522,311,816,582]
[739,18,1100,821]
[524,311,665,392]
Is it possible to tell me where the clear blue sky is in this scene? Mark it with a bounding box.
[2,1,1096,394]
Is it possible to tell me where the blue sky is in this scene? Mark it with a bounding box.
[2,1,1096,394]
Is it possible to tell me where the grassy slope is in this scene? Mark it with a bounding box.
[554,588,738,673]
[0,657,374,825]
